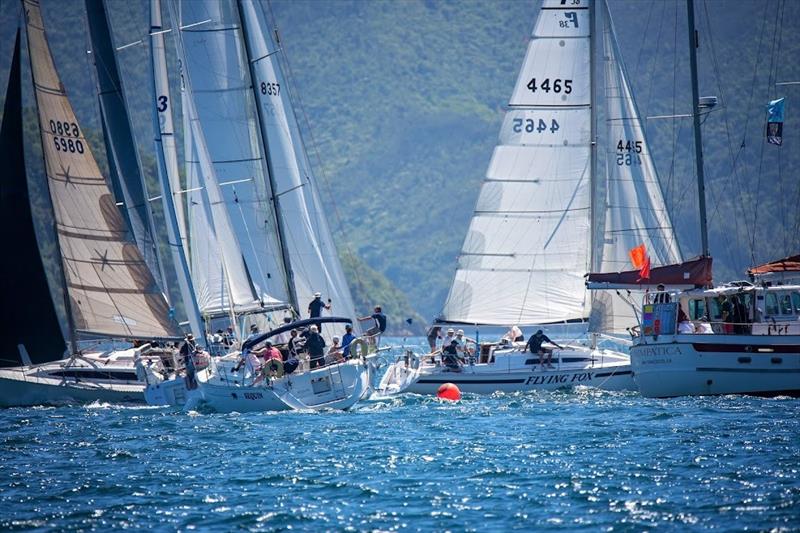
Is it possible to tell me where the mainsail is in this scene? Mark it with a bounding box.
[238,0,358,323]
[176,0,289,315]
[24,0,180,340]
[439,0,680,330]
[0,29,66,366]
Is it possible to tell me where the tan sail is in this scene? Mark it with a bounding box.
[24,0,180,339]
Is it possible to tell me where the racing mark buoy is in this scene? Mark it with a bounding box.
[437,382,461,401]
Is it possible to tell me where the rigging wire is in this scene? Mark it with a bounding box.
[751,0,784,265]
[263,0,367,305]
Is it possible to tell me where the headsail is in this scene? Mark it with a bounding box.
[24,0,180,340]
[237,0,358,324]
[85,0,168,296]
[440,0,594,326]
[0,29,66,366]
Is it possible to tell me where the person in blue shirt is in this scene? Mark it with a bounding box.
[341,324,356,358]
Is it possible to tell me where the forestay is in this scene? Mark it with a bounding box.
[177,0,289,315]
[440,0,593,325]
[238,0,358,324]
[24,0,180,339]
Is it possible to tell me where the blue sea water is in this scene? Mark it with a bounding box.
[1,339,798,531]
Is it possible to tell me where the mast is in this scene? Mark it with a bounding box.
[149,0,205,341]
[589,0,599,273]
[235,0,300,313]
[686,0,709,257]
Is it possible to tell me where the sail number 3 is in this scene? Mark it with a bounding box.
[49,119,84,154]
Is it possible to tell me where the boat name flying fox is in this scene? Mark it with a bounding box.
[525,372,594,386]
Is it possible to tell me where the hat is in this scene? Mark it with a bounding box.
[265,341,272,347]
[250,324,258,331]
[657,283,665,290]
[310,325,318,332]
[186,333,194,339]
[314,292,321,297]
[457,329,464,335]
[447,328,455,334]
[345,324,353,331]
[536,329,543,335]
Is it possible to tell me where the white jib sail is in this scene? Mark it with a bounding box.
[440,0,593,326]
[175,0,290,313]
[238,0,358,324]
[25,0,180,339]
[589,0,682,334]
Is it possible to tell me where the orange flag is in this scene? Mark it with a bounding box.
[629,244,646,269]
[638,256,651,281]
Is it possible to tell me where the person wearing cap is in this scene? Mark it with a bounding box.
[308,292,331,325]
[526,329,563,370]
[341,324,356,358]
[305,324,326,369]
[358,306,387,345]
[441,340,462,371]
[440,328,456,351]
[654,283,671,304]
[454,329,476,358]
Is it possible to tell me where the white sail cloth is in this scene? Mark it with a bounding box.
[238,0,358,324]
[440,0,680,331]
[25,0,179,339]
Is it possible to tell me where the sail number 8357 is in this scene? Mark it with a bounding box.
[49,119,84,154]
[512,118,560,134]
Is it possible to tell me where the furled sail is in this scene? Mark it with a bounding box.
[440,0,593,326]
[85,0,168,295]
[24,0,180,339]
[175,0,289,314]
[0,29,66,366]
[238,0,358,324]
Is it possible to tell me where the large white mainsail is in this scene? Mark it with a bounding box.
[175,0,290,314]
[440,0,593,326]
[237,0,358,324]
[167,0,286,318]
[24,0,180,340]
[440,0,680,330]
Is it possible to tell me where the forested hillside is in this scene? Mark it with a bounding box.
[0,0,797,331]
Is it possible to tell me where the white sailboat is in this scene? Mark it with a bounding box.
[380,0,683,395]
[588,0,800,398]
[140,0,371,411]
[0,0,184,407]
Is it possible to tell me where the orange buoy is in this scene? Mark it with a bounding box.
[437,382,461,401]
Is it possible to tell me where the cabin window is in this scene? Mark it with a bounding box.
[792,292,800,314]
[765,293,779,316]
[779,294,794,315]
[688,299,706,320]
[708,298,722,320]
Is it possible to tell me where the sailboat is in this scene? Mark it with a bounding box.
[588,0,800,398]
[380,0,685,395]
[139,0,371,411]
[0,0,185,407]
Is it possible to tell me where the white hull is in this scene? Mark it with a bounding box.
[379,344,635,395]
[631,334,800,398]
[0,367,143,406]
[0,346,177,407]
[145,357,369,413]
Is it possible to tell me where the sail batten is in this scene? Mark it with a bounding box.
[24,0,180,340]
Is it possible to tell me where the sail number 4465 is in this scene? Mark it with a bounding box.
[527,78,572,94]
[513,118,560,133]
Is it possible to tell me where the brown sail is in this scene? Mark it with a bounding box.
[24,0,180,339]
